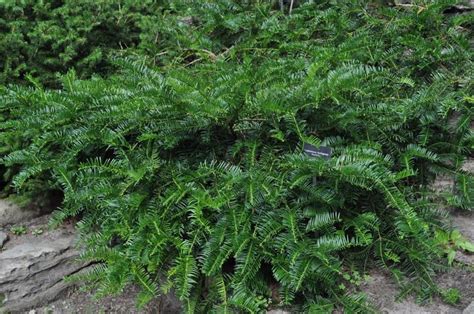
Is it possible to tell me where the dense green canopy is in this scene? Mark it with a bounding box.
[1,1,472,312]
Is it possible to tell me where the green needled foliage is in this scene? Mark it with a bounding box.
[0,0,164,88]
[0,0,473,312]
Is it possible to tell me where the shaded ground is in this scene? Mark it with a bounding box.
[362,210,474,314]
[33,285,165,314]
[362,267,473,314]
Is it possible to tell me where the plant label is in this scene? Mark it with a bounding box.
[303,143,332,160]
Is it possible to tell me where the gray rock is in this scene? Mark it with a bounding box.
[432,173,455,194]
[396,0,473,9]
[179,16,194,26]
[464,301,474,314]
[431,159,473,196]
[0,199,41,227]
[456,0,474,10]
[158,289,183,314]
[462,159,474,174]
[0,231,8,248]
[0,229,88,312]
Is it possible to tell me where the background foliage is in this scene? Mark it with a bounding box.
[0,0,164,87]
[0,0,473,312]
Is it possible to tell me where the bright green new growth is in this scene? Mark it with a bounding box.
[0,0,473,312]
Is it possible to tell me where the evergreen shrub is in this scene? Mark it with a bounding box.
[1,1,473,312]
[0,0,162,87]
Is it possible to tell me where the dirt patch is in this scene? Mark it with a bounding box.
[437,267,474,310]
[361,269,461,314]
[361,210,474,314]
[360,266,473,313]
[360,265,473,314]
[33,284,179,314]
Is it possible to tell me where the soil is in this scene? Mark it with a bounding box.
[32,285,164,314]
[362,267,473,314]
[361,210,474,314]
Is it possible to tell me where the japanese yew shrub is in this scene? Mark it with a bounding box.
[0,0,473,312]
[0,0,163,87]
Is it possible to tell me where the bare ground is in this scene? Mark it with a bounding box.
[32,285,167,314]
[361,210,474,314]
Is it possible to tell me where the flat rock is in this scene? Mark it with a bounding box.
[0,228,87,313]
[457,0,474,9]
[0,231,7,248]
[0,199,41,227]
[464,301,474,314]
[396,0,473,10]
[453,213,474,242]
[452,212,474,265]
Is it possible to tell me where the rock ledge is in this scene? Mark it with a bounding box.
[0,227,86,313]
